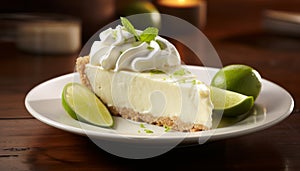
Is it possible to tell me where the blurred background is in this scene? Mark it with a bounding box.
[1,0,300,57]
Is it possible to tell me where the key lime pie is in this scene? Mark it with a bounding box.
[76,18,213,132]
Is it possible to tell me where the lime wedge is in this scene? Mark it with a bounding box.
[210,86,254,117]
[62,83,113,127]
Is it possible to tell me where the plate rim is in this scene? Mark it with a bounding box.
[24,66,294,143]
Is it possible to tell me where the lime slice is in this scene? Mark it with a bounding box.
[62,83,113,127]
[210,86,254,117]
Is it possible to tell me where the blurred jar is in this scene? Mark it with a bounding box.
[16,14,81,55]
[0,13,81,55]
[1,0,116,43]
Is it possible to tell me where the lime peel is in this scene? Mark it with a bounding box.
[211,64,262,100]
[210,86,254,117]
[62,83,113,127]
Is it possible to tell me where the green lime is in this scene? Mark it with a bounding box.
[210,86,254,117]
[120,1,161,28]
[62,83,113,127]
[211,64,262,100]
[123,1,158,15]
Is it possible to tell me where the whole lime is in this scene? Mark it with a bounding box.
[123,1,158,15]
[211,64,262,100]
[120,1,161,28]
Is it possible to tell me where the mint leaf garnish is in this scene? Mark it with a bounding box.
[120,17,160,45]
[121,17,140,41]
[140,27,158,44]
[132,41,143,47]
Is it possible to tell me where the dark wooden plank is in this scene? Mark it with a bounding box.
[0,0,300,170]
[0,43,77,119]
[0,114,299,170]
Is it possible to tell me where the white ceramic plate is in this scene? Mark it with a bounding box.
[25,66,294,145]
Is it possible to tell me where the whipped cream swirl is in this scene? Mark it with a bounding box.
[89,25,181,73]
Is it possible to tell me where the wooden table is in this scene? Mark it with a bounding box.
[1,0,300,170]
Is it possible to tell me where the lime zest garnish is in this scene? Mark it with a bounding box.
[147,46,155,50]
[138,123,154,134]
[173,68,186,76]
[112,30,118,39]
[156,39,167,50]
[173,68,192,77]
[144,129,153,134]
[192,80,202,85]
[179,79,186,84]
[192,80,197,85]
[150,70,164,74]
[164,125,171,132]
[140,123,145,128]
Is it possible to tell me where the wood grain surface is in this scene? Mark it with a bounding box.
[1,0,299,170]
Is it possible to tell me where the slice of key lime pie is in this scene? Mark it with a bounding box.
[76,18,213,132]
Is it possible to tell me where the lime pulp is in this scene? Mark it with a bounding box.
[62,83,113,127]
[210,86,254,117]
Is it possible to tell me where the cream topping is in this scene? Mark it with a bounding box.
[89,25,181,73]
